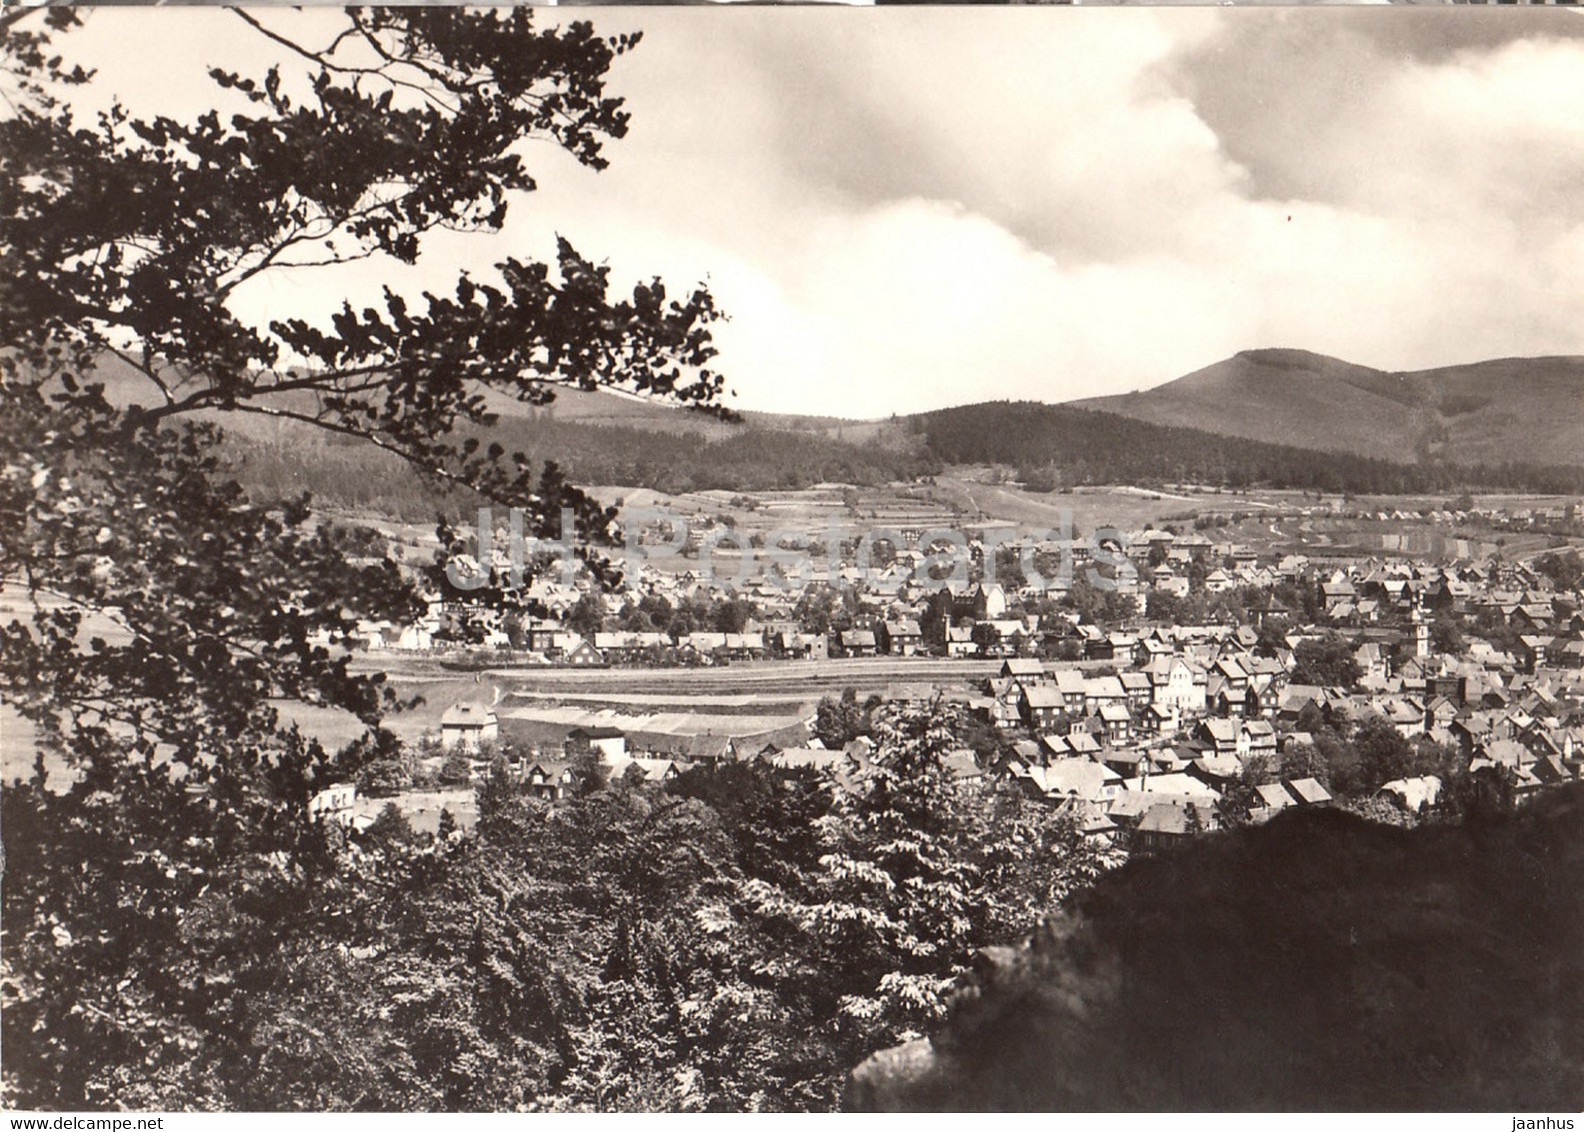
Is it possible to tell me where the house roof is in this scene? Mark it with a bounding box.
[1192,753,1243,780]
[1379,775,1442,810]
[1201,718,1239,744]
[1087,675,1127,699]
[1022,686,1066,709]
[1256,782,1295,809]
[608,756,681,782]
[570,725,625,740]
[524,759,575,781]
[1032,758,1117,800]
[1137,801,1202,835]
[1287,777,1332,805]
[1054,669,1087,694]
[1482,738,1529,768]
[1067,731,1103,755]
[1123,772,1219,801]
[441,702,497,728]
[684,733,735,760]
[1038,733,1073,758]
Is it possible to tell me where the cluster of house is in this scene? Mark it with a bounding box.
[306,520,1584,844]
[998,595,1571,841]
[344,516,1581,674]
[396,584,1582,840]
[976,649,1320,846]
[432,713,693,799]
[318,634,1579,847]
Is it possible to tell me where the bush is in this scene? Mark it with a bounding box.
[439,751,476,786]
[362,802,417,845]
[358,757,412,798]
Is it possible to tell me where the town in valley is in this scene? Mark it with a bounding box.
[272,475,1584,843]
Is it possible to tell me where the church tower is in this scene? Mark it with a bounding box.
[1412,599,1430,660]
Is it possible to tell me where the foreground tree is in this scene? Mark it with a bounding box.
[1,7,720,1109]
[1,11,1133,1111]
[747,701,1126,1072]
[1290,634,1362,689]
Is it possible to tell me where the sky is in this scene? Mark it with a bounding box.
[37,6,1584,418]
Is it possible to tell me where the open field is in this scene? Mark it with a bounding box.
[222,654,1005,762]
[2,652,998,785]
[368,654,1000,751]
[927,477,1206,534]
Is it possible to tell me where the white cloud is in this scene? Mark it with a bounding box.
[43,7,1584,417]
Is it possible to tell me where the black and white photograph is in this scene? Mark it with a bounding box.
[2,3,1583,1115]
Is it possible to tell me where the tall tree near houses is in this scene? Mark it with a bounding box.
[0,7,721,1108]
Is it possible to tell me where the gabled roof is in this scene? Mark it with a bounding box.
[608,756,682,782]
[1532,755,1574,785]
[441,702,497,728]
[1086,675,1127,699]
[1256,782,1295,810]
[1037,733,1071,758]
[1481,738,1529,768]
[1378,775,1442,810]
[1123,772,1218,801]
[1021,686,1066,710]
[570,725,625,740]
[1053,669,1087,694]
[1192,753,1242,780]
[1067,731,1103,755]
[524,760,575,783]
[1002,658,1044,676]
[684,733,735,760]
[1137,802,1201,835]
[1200,717,1239,744]
[1287,777,1332,805]
[1033,758,1119,800]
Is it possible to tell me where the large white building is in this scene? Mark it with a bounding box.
[440,702,499,751]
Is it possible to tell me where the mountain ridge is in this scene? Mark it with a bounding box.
[56,348,1584,511]
[1075,348,1584,467]
[70,345,1584,467]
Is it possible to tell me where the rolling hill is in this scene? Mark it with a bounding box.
[504,385,912,447]
[36,347,1584,518]
[1075,348,1584,467]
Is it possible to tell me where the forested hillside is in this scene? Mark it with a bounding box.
[1076,349,1584,467]
[227,416,940,520]
[80,352,1584,517]
[916,401,1584,496]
